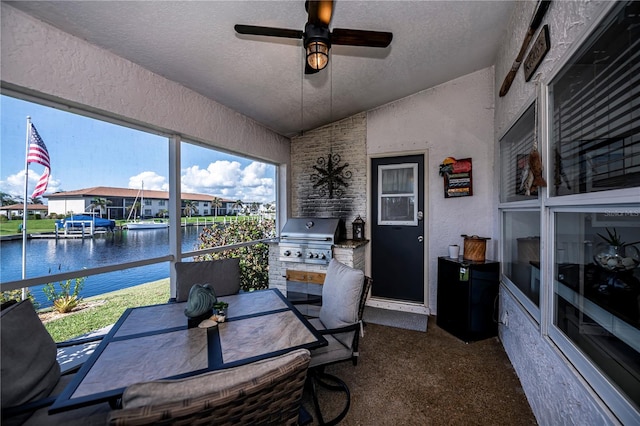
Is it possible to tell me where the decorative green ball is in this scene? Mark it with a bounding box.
[184,284,217,318]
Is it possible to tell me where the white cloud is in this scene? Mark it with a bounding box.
[128,171,168,191]
[2,161,275,205]
[180,160,274,203]
[0,169,60,201]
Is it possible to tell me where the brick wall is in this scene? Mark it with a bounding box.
[334,246,366,271]
[290,113,367,239]
[271,113,368,293]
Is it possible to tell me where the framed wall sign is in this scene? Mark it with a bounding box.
[443,158,473,198]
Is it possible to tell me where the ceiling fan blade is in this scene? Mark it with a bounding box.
[331,28,393,47]
[306,0,333,26]
[234,24,303,39]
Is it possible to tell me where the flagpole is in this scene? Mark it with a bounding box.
[21,117,32,300]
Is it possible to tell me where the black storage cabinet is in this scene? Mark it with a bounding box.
[436,256,500,342]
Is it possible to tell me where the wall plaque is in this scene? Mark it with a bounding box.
[442,158,473,198]
[524,25,550,82]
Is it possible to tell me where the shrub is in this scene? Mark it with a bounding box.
[0,289,39,309]
[195,218,275,291]
[43,276,85,313]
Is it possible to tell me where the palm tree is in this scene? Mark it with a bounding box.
[157,209,168,218]
[232,199,244,216]
[29,196,44,205]
[89,197,112,218]
[211,197,222,218]
[1,192,20,206]
[183,200,197,218]
[250,202,260,214]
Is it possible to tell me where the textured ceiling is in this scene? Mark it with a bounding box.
[7,1,516,137]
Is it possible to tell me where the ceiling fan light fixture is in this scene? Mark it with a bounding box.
[306,40,329,71]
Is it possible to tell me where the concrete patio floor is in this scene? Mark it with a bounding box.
[303,318,536,425]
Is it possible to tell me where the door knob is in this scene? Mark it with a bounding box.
[418,236,424,243]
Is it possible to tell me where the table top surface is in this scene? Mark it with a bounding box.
[50,288,326,413]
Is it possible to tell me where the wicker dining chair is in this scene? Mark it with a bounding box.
[108,349,311,426]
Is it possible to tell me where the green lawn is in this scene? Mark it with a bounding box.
[0,215,255,236]
[0,218,58,235]
[42,279,170,342]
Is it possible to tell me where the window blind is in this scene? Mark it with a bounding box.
[551,4,640,196]
[500,104,536,203]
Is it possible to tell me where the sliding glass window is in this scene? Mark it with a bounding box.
[500,103,541,309]
[553,210,640,409]
[547,1,640,415]
[549,2,639,197]
[502,210,541,307]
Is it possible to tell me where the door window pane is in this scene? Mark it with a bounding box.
[378,164,417,225]
[549,1,640,196]
[554,210,640,407]
[502,211,541,306]
[381,167,414,194]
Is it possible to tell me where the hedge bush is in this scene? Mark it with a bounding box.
[195,218,275,291]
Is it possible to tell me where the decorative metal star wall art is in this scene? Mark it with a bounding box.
[311,152,352,198]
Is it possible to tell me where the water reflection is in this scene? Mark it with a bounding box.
[1,226,203,307]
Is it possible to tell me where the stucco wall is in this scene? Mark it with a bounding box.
[495,1,620,424]
[367,67,496,313]
[1,4,290,166]
[495,0,609,135]
[500,290,611,425]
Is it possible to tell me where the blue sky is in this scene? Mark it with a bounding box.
[0,95,275,203]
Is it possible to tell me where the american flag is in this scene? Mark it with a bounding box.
[27,123,51,198]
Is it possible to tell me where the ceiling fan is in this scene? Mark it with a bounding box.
[235,0,393,74]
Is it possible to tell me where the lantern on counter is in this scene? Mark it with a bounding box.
[352,215,365,240]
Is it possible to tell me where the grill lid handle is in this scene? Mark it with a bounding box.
[281,236,331,241]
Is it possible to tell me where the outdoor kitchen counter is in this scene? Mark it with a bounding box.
[333,239,369,249]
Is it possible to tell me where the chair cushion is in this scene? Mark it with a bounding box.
[175,258,240,302]
[110,349,311,425]
[307,318,354,368]
[0,299,61,410]
[120,348,310,409]
[319,259,364,348]
[22,374,111,426]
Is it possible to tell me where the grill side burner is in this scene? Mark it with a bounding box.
[278,218,342,265]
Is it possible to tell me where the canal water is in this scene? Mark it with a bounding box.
[1,226,204,308]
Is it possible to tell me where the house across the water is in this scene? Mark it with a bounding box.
[45,186,238,219]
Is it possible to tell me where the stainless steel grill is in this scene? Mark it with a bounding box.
[278,218,343,264]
